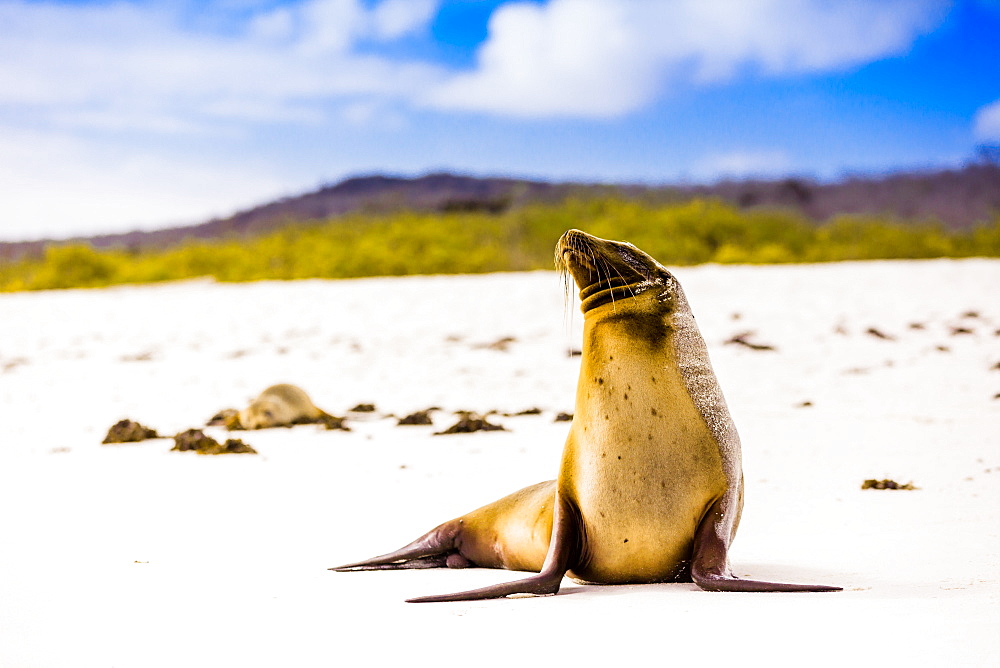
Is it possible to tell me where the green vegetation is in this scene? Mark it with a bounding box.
[2,198,998,292]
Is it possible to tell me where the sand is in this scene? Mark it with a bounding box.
[1,259,998,666]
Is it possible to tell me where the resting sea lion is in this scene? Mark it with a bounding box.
[230,383,332,430]
[332,230,841,600]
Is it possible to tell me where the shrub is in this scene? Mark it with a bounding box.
[1,200,997,292]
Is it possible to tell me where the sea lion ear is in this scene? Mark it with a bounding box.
[655,268,678,305]
[654,262,675,281]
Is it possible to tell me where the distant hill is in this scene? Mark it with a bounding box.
[690,164,1000,231]
[3,165,998,261]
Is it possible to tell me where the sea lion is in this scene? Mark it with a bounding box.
[229,383,332,430]
[332,230,840,600]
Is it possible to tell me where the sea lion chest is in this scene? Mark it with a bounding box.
[564,323,727,584]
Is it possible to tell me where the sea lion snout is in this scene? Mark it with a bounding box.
[557,230,620,285]
[555,229,595,280]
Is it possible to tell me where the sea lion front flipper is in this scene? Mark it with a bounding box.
[406,492,579,603]
[330,520,465,571]
[690,497,842,593]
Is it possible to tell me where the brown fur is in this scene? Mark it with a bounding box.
[234,384,328,430]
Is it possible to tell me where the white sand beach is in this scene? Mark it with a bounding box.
[1,259,998,667]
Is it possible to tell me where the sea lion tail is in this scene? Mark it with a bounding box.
[329,520,463,572]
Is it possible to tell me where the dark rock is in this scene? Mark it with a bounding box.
[103,419,159,444]
[203,438,257,455]
[171,429,256,454]
[724,331,776,351]
[861,478,917,490]
[171,429,218,452]
[865,327,894,340]
[475,336,517,352]
[433,413,507,435]
[397,410,435,426]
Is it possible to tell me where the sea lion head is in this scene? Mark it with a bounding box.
[238,398,281,430]
[555,229,681,318]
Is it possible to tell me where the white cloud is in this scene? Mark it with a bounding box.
[0,0,950,129]
[248,7,297,42]
[0,0,445,132]
[973,100,1000,141]
[0,127,297,241]
[372,0,440,40]
[0,0,448,239]
[425,1,656,118]
[297,0,368,55]
[424,0,949,118]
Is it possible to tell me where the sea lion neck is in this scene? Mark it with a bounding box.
[580,302,674,358]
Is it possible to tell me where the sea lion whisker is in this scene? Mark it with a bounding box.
[604,257,639,302]
[559,266,577,333]
[592,255,619,314]
[586,245,601,286]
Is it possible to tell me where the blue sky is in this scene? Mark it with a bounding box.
[1,0,998,241]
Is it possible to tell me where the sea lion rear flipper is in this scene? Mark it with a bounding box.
[405,570,563,602]
[690,497,842,593]
[406,492,579,603]
[330,520,463,571]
